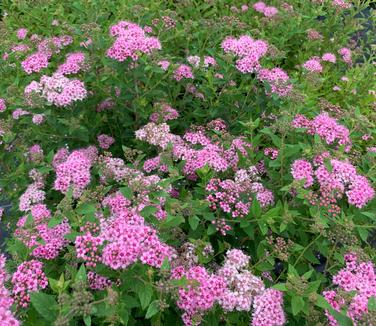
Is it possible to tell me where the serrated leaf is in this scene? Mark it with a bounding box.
[138,284,153,310]
[145,300,159,319]
[272,283,287,291]
[291,296,304,315]
[119,187,133,199]
[188,216,200,230]
[76,264,87,282]
[30,292,58,321]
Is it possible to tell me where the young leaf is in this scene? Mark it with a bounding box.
[30,292,58,321]
[145,300,160,319]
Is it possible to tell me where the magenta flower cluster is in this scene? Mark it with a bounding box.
[54,146,98,198]
[222,35,268,73]
[253,2,279,18]
[57,52,87,75]
[172,249,285,326]
[292,112,352,151]
[323,253,376,325]
[291,157,375,208]
[0,255,19,326]
[106,21,161,62]
[11,260,48,308]
[97,134,115,149]
[25,73,87,107]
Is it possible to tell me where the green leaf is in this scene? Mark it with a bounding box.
[251,199,261,218]
[368,296,376,311]
[119,304,129,325]
[291,296,305,315]
[138,284,153,310]
[161,257,170,272]
[76,264,87,282]
[30,292,58,321]
[83,316,91,326]
[145,300,160,319]
[162,214,185,228]
[48,216,63,228]
[188,215,200,230]
[76,203,96,216]
[119,187,133,199]
[141,206,157,219]
[272,283,287,291]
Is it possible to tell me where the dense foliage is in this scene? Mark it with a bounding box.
[0,0,375,325]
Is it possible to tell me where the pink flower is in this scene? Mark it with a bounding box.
[322,53,336,63]
[21,52,49,74]
[107,21,161,62]
[291,159,314,188]
[158,60,170,71]
[253,2,266,12]
[11,260,48,308]
[174,64,194,81]
[57,52,87,75]
[263,6,278,17]
[0,99,6,112]
[32,114,44,125]
[16,28,28,40]
[338,47,352,64]
[303,58,323,73]
[97,134,115,149]
[252,289,285,326]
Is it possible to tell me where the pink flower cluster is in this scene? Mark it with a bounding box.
[57,52,87,75]
[19,182,45,212]
[252,289,286,326]
[88,272,112,290]
[218,249,265,311]
[21,52,49,74]
[25,73,87,107]
[171,265,227,326]
[11,260,48,308]
[136,122,253,180]
[158,60,170,71]
[17,184,71,260]
[332,0,352,9]
[222,35,268,73]
[149,103,179,123]
[291,159,314,188]
[253,2,279,17]
[323,253,375,325]
[338,47,352,65]
[322,53,336,63]
[16,28,28,40]
[100,206,176,270]
[75,232,103,267]
[291,157,374,208]
[0,255,19,326]
[257,68,292,97]
[303,57,323,73]
[107,21,161,62]
[172,249,284,326]
[32,114,44,125]
[0,98,6,112]
[206,168,273,229]
[21,35,73,74]
[174,64,194,81]
[292,112,352,151]
[54,146,98,198]
[264,147,279,160]
[97,134,115,149]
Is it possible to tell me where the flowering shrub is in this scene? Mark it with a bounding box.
[0,1,375,325]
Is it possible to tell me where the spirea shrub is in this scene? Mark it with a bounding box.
[0,1,375,325]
